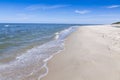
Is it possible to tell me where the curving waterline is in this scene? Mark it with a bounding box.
[38,26,78,80]
[38,41,65,80]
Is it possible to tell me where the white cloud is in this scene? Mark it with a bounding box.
[26,4,68,10]
[107,5,120,8]
[75,10,90,14]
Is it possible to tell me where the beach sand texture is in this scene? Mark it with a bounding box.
[41,25,120,80]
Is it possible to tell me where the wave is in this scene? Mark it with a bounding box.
[0,26,77,80]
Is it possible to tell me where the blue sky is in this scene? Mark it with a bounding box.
[0,0,120,24]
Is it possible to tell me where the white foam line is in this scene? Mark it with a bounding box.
[37,63,48,80]
[38,26,77,80]
[38,49,64,80]
[37,41,65,80]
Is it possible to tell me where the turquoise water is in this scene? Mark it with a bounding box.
[0,23,82,80]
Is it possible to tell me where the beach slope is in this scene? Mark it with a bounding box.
[42,25,120,80]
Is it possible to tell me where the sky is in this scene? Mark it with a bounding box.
[0,0,120,24]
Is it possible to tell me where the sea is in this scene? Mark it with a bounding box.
[0,23,84,80]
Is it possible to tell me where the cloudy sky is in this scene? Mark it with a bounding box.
[0,0,120,24]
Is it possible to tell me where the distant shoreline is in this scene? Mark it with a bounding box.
[112,22,120,24]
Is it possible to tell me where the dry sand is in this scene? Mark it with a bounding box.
[41,25,120,80]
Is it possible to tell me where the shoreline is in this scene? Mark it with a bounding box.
[38,26,78,80]
[41,25,120,80]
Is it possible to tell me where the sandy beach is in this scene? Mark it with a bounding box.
[41,25,120,80]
